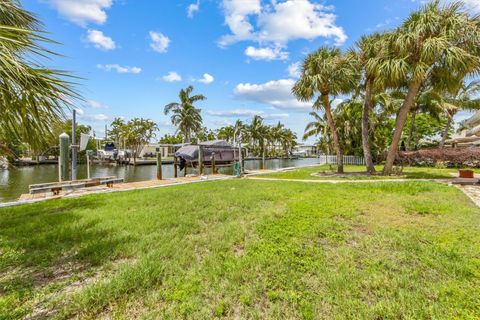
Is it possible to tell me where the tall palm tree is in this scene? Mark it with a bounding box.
[439,80,480,147]
[381,1,480,174]
[293,47,358,173]
[0,0,79,155]
[248,115,266,157]
[164,86,205,143]
[354,33,387,173]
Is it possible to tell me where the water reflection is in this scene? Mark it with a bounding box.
[0,158,320,202]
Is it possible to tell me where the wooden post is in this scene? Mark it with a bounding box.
[174,156,178,178]
[86,151,91,180]
[211,152,216,174]
[241,148,245,174]
[262,139,266,170]
[198,145,203,176]
[156,148,162,180]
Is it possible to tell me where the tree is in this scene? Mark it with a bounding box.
[217,125,235,143]
[406,86,444,150]
[159,133,183,145]
[247,115,267,157]
[293,47,359,173]
[164,86,205,143]
[353,33,387,173]
[108,118,158,165]
[381,1,480,174]
[0,0,79,156]
[303,111,332,154]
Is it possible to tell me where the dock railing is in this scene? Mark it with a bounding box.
[318,155,365,165]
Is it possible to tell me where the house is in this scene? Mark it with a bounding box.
[292,144,318,157]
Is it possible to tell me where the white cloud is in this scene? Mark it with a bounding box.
[85,29,116,50]
[197,73,214,84]
[187,0,200,18]
[287,62,301,78]
[244,46,288,61]
[149,31,170,53]
[263,113,289,120]
[207,108,289,120]
[219,0,347,47]
[85,113,109,122]
[162,71,182,82]
[46,0,112,27]
[97,64,142,74]
[74,108,85,116]
[462,0,480,13]
[208,109,262,117]
[86,99,108,108]
[234,79,311,111]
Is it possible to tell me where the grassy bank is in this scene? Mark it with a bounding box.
[261,165,463,180]
[1,179,479,318]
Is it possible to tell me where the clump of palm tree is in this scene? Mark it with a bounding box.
[164,86,205,143]
[380,0,480,174]
[293,47,359,173]
[0,0,79,156]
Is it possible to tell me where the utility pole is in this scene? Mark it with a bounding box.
[71,109,78,181]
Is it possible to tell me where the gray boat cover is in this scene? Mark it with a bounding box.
[175,140,236,161]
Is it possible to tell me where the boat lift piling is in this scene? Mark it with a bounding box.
[156,148,163,180]
[71,109,78,181]
[59,133,70,182]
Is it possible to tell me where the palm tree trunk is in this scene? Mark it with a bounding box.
[362,78,375,174]
[384,80,422,175]
[321,94,344,173]
[440,116,453,148]
[407,110,417,150]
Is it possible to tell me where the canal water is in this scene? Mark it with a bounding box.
[0,158,321,203]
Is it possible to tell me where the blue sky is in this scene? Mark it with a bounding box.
[22,0,478,141]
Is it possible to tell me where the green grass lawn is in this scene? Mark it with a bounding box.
[261,165,464,180]
[1,180,479,319]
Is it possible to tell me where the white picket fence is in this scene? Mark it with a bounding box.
[318,155,365,165]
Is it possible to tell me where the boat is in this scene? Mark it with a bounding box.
[174,140,241,170]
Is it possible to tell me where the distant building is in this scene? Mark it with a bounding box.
[139,144,186,158]
[447,111,480,147]
[292,144,318,157]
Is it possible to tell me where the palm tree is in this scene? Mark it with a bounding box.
[381,1,480,174]
[278,127,297,158]
[293,47,358,173]
[164,86,205,143]
[248,115,266,157]
[0,0,79,156]
[303,111,332,154]
[406,86,444,150]
[354,33,387,173]
[439,80,480,147]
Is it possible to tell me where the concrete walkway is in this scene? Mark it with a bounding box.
[1,175,233,208]
[455,185,480,207]
[247,176,451,184]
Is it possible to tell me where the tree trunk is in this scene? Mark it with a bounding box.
[407,110,417,150]
[321,94,344,173]
[440,115,453,148]
[362,78,375,174]
[383,80,422,175]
